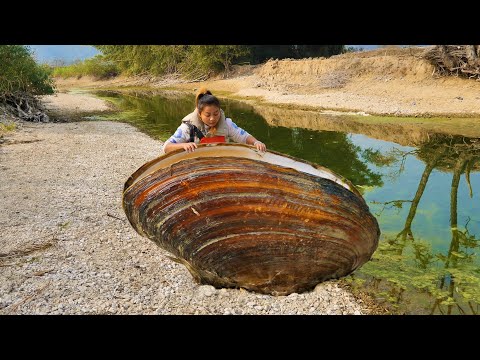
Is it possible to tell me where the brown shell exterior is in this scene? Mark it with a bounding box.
[123,144,380,295]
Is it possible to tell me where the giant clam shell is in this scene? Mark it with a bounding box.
[123,144,380,295]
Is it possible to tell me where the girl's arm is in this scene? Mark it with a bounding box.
[162,124,197,153]
[245,135,267,152]
[226,118,267,152]
[164,142,197,153]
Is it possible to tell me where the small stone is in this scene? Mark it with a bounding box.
[197,285,216,297]
[288,293,299,300]
[218,288,229,297]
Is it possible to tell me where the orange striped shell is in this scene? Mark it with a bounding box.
[123,144,380,295]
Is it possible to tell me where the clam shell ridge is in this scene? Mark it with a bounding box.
[123,143,380,295]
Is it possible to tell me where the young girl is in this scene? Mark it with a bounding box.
[162,88,267,153]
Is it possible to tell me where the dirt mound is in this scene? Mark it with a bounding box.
[255,47,434,92]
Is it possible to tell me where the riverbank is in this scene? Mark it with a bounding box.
[54,47,480,119]
[0,92,383,314]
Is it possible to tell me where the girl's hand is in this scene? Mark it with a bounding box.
[254,140,266,152]
[182,142,197,153]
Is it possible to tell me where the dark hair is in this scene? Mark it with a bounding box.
[195,87,211,108]
[197,93,220,112]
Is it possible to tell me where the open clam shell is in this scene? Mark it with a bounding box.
[123,144,380,295]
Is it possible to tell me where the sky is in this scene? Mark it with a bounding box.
[29,45,100,64]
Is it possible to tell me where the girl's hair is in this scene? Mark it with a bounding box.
[196,87,220,112]
[195,87,211,108]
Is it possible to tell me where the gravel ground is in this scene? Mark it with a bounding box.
[0,119,370,315]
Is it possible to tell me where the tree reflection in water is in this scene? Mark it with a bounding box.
[352,136,480,314]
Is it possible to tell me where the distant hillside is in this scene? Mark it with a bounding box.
[29,45,99,65]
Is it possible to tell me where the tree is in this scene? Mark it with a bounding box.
[247,45,295,63]
[95,45,249,79]
[0,45,54,122]
[293,45,345,58]
[0,45,54,95]
[179,45,249,80]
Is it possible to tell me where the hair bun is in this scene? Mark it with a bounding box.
[197,87,211,96]
[196,87,213,108]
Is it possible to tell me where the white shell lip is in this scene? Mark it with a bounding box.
[125,143,358,195]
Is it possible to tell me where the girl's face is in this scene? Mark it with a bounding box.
[199,105,220,127]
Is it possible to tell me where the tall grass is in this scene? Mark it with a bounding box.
[52,55,119,80]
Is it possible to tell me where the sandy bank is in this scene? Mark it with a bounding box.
[40,92,112,113]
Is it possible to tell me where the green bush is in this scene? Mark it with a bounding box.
[95,45,250,79]
[0,45,54,95]
[52,55,119,79]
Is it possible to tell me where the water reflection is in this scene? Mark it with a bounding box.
[355,136,480,314]
[92,90,196,140]
[90,89,479,314]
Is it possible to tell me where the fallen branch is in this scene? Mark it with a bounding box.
[0,241,54,259]
[107,212,126,222]
[424,45,480,79]
[0,91,50,122]
[33,268,55,276]
[0,262,17,267]
[5,281,51,314]
[3,139,43,146]
[0,232,58,260]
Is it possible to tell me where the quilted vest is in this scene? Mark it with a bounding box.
[181,108,229,143]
